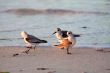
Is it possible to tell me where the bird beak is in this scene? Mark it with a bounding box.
[53,32,56,34]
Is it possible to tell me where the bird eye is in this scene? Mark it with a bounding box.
[57,28,60,31]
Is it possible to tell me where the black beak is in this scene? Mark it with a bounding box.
[53,32,56,34]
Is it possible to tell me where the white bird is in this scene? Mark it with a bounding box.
[53,28,66,43]
[67,31,76,49]
[67,31,76,46]
[54,31,76,54]
[21,31,47,54]
[53,28,80,43]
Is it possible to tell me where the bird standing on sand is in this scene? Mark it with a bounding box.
[54,31,76,54]
[53,28,66,43]
[67,31,76,46]
[20,31,47,54]
[53,28,80,43]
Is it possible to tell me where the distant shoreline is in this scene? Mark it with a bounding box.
[2,8,109,16]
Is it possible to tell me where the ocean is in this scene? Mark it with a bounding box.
[0,0,110,48]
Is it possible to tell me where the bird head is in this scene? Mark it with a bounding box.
[21,31,28,38]
[53,28,61,34]
[67,31,73,36]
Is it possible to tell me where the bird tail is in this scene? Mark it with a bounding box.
[41,40,47,43]
[74,34,80,37]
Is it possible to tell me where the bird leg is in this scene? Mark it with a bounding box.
[66,47,71,54]
[23,46,32,54]
[33,45,36,51]
[25,48,31,54]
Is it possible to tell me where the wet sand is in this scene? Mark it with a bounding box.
[0,46,110,73]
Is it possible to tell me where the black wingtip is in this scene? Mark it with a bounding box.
[74,34,81,37]
[45,40,47,43]
[42,40,47,43]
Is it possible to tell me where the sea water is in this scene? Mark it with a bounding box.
[0,0,110,48]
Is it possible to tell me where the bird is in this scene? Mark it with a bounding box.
[13,31,47,56]
[54,31,76,54]
[54,39,72,54]
[53,28,66,43]
[53,28,80,43]
[67,31,76,46]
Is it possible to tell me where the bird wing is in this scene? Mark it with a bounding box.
[62,30,80,37]
[26,34,45,43]
[61,31,68,38]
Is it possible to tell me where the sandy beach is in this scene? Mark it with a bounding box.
[0,46,110,73]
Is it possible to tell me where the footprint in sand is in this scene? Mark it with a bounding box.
[0,72,10,73]
[48,71,56,73]
[36,68,56,73]
[106,69,110,70]
[36,68,49,70]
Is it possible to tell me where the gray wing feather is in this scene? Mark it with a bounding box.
[26,34,47,43]
[27,35,42,43]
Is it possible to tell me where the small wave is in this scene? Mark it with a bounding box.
[0,27,41,33]
[0,38,22,41]
[82,31,110,36]
[0,29,18,33]
[0,38,12,41]
[2,8,110,16]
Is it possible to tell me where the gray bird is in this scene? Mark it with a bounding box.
[21,31,47,54]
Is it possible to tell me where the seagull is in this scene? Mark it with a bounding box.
[53,28,80,43]
[21,31,47,54]
[54,31,76,54]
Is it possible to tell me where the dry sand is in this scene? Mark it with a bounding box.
[0,46,110,73]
